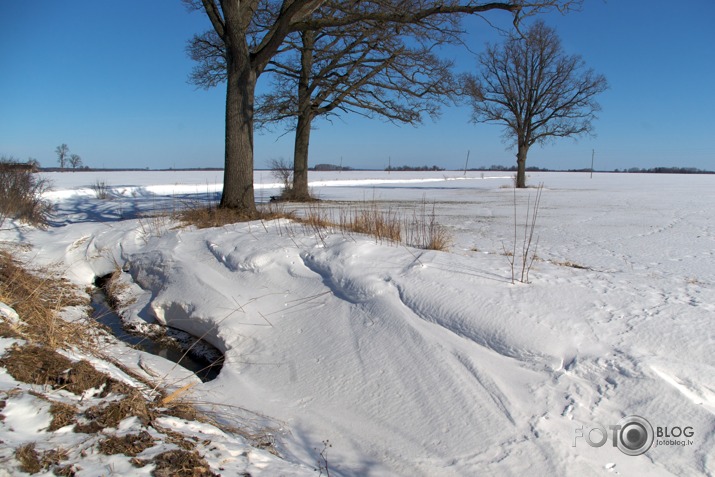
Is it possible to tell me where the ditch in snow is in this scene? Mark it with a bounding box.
[91,275,223,382]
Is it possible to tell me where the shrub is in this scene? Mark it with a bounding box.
[0,157,53,228]
[269,157,294,199]
[91,179,111,199]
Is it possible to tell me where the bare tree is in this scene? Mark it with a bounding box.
[258,14,462,200]
[462,20,607,188]
[55,144,69,170]
[68,154,83,171]
[186,0,582,214]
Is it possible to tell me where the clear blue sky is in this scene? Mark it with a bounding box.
[1,1,714,171]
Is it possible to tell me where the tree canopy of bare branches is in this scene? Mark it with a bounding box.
[462,20,607,188]
[260,12,467,199]
[186,0,583,213]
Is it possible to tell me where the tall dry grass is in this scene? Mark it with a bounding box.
[174,196,449,251]
[403,199,451,251]
[0,251,91,348]
[300,200,450,250]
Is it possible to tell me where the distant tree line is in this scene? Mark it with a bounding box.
[473,165,714,174]
[614,167,714,174]
[386,165,445,172]
[473,164,550,172]
[311,164,353,171]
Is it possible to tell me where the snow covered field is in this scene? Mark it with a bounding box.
[2,170,714,476]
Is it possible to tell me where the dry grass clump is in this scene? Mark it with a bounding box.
[0,344,130,396]
[176,204,295,229]
[15,442,69,474]
[48,401,79,431]
[340,204,402,243]
[99,430,156,456]
[0,251,91,348]
[550,259,590,270]
[299,202,402,244]
[403,200,451,251]
[301,202,335,230]
[301,199,452,250]
[152,449,218,477]
[15,443,42,474]
[91,179,111,200]
[0,318,23,339]
[77,390,155,433]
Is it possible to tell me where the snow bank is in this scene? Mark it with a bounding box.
[3,170,713,475]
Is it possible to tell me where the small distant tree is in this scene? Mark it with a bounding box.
[68,154,83,171]
[55,144,70,170]
[462,21,607,188]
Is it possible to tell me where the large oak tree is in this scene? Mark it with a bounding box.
[462,20,607,188]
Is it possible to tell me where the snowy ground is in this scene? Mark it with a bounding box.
[1,170,714,476]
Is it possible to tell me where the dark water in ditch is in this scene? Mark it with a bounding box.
[91,282,222,382]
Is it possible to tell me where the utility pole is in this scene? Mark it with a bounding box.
[463,150,470,176]
[590,149,595,178]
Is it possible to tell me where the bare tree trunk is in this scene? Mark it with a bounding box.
[292,31,315,201]
[220,43,258,214]
[516,142,528,188]
[292,113,313,200]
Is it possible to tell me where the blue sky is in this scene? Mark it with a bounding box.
[1,1,713,171]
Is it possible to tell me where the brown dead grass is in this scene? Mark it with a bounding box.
[551,259,591,270]
[48,401,78,431]
[152,449,218,477]
[299,202,402,244]
[77,390,154,433]
[54,464,78,476]
[99,430,156,456]
[15,442,41,474]
[340,205,402,243]
[0,319,22,339]
[14,442,69,474]
[332,200,451,250]
[157,426,201,451]
[403,200,452,251]
[177,201,450,250]
[0,344,130,397]
[0,251,92,349]
[177,204,295,229]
